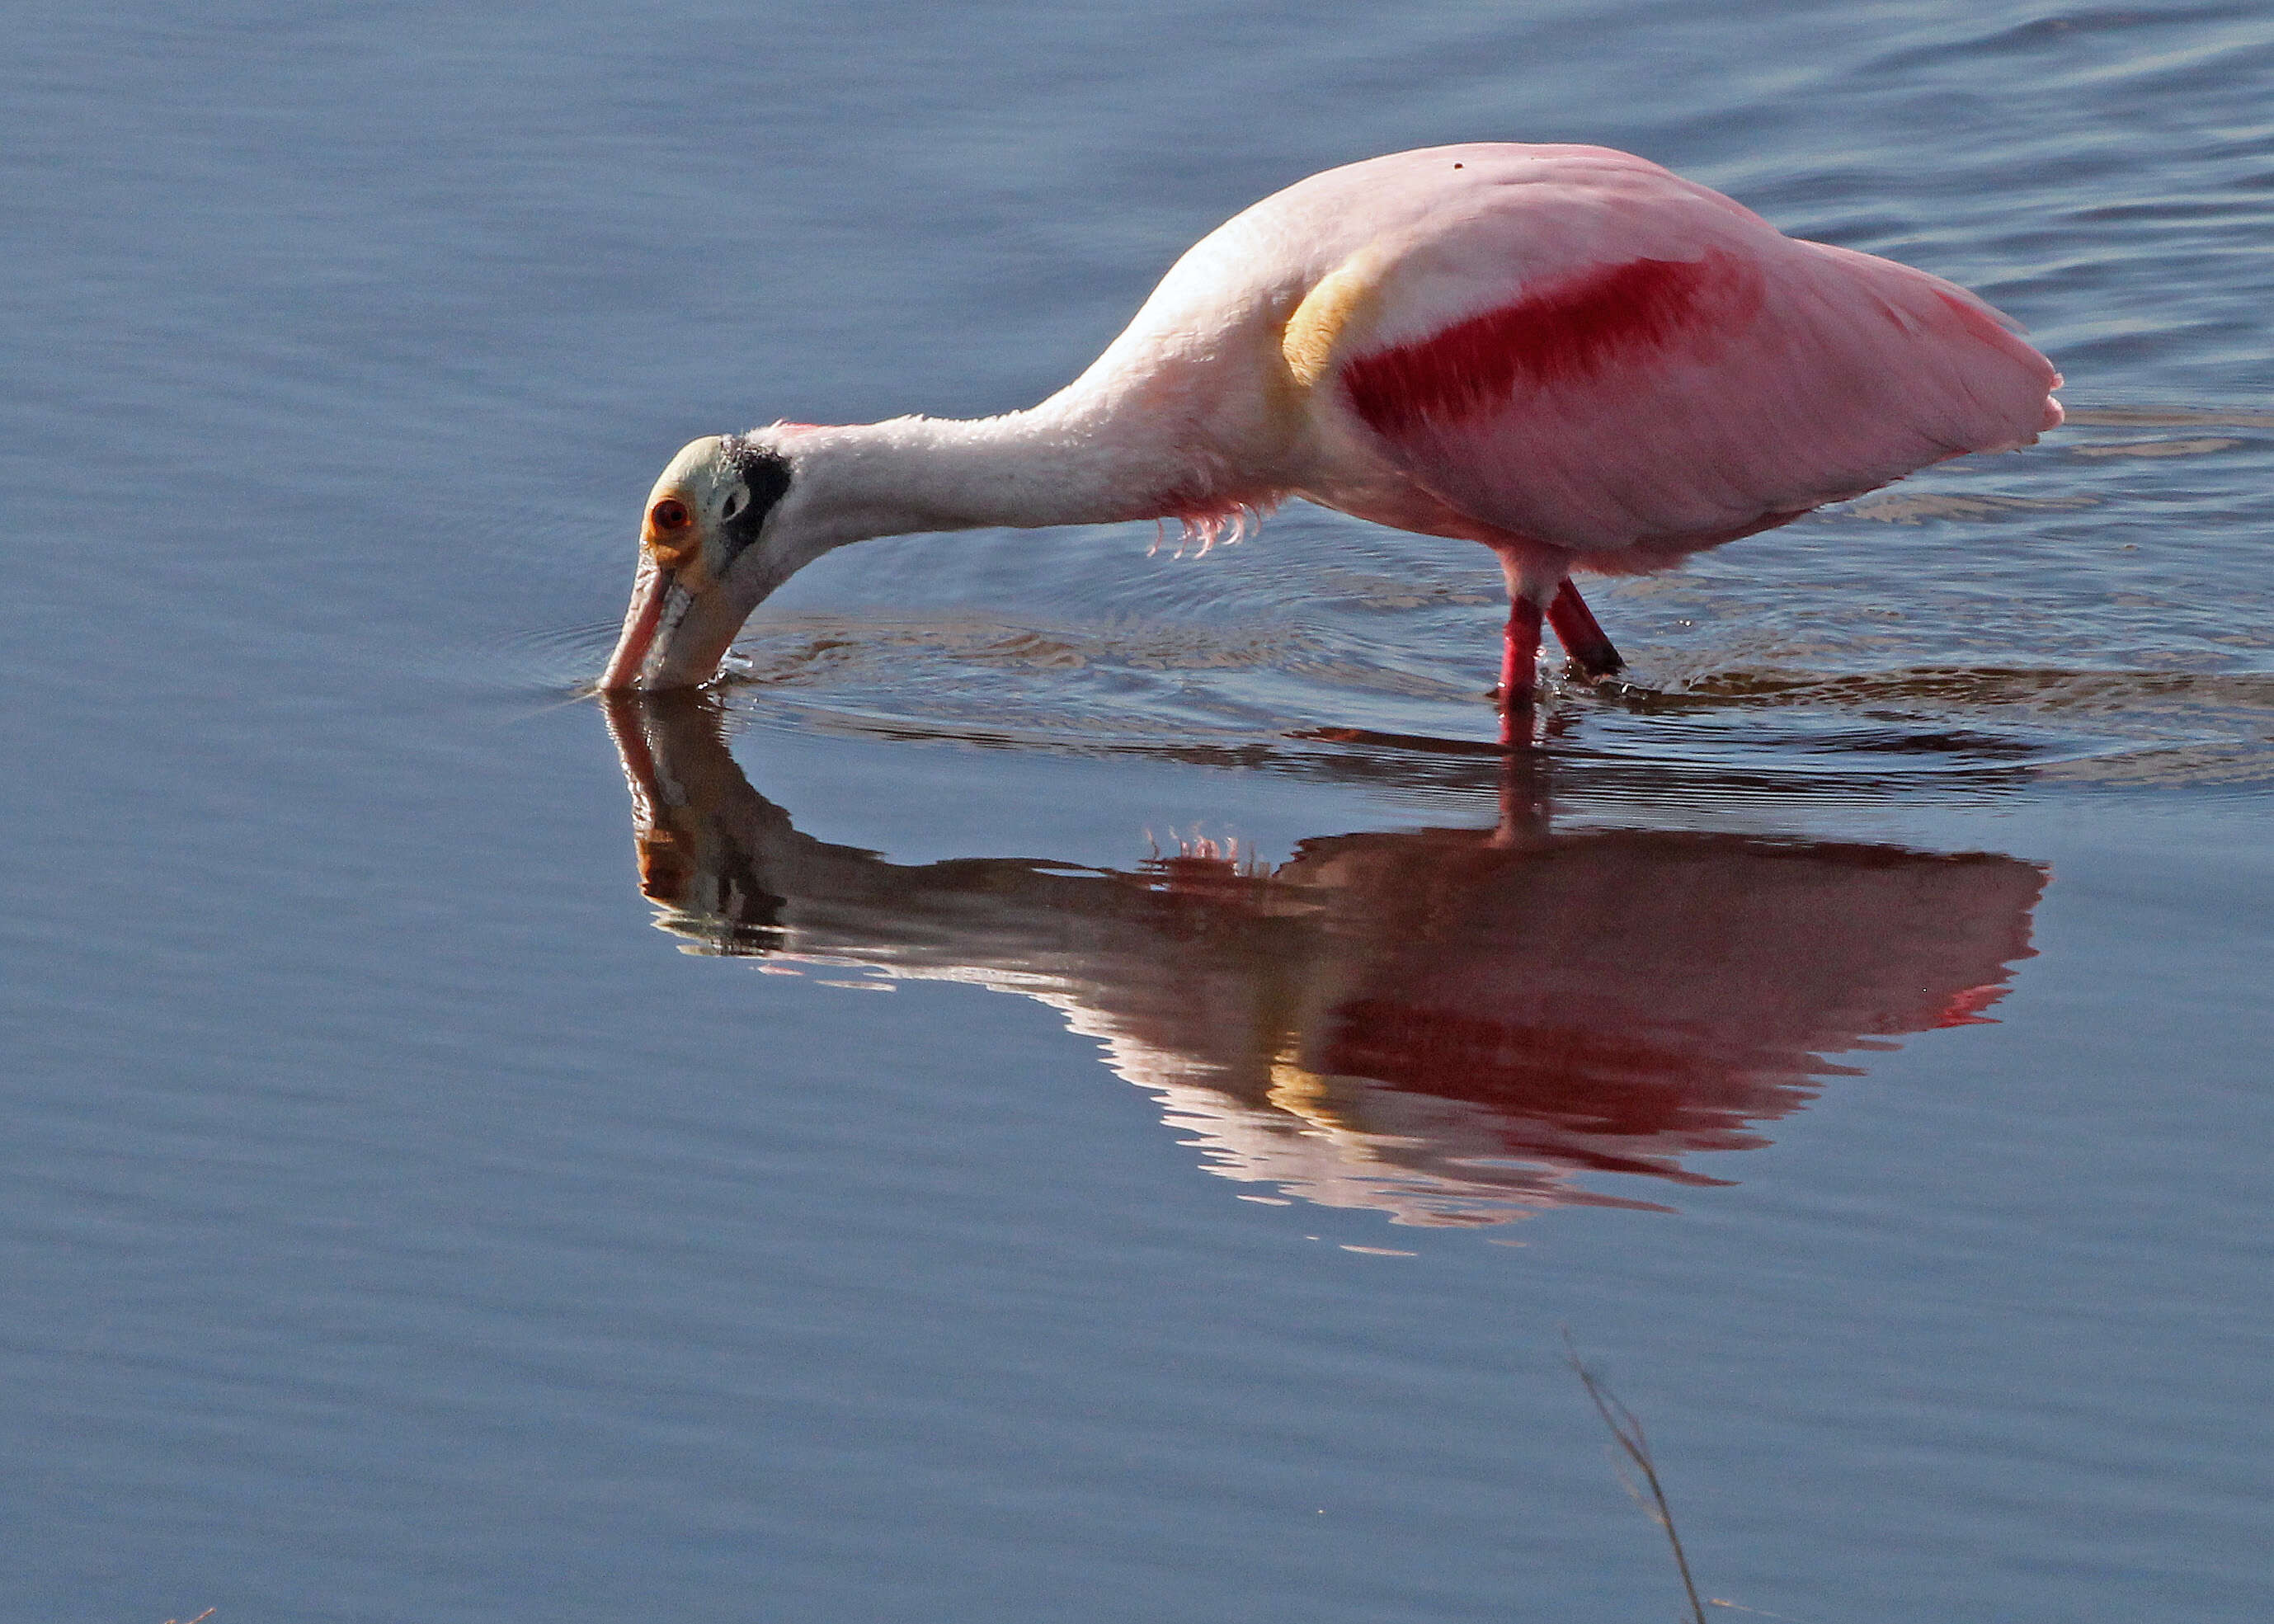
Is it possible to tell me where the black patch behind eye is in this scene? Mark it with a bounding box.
[717,435,795,563]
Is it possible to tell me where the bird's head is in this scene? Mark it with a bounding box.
[599,433,803,691]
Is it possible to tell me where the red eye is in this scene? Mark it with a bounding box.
[650,497,692,531]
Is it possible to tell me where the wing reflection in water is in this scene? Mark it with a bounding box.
[603,697,2046,1227]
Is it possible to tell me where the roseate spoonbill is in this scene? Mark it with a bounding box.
[603,694,2046,1223]
[600,144,2061,733]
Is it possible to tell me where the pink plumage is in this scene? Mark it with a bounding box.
[1255,146,2059,579]
[602,143,2063,733]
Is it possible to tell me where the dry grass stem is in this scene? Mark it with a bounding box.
[1563,1329,1707,1624]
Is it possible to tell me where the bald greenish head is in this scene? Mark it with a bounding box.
[598,435,798,691]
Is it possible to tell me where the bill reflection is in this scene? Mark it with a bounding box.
[604,698,2045,1227]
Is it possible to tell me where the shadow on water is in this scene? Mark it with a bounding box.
[602,696,2047,1227]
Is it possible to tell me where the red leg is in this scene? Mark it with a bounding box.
[1499,595,1543,703]
[1498,595,1542,748]
[1547,579,1623,679]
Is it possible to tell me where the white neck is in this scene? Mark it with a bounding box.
[763,385,1281,559]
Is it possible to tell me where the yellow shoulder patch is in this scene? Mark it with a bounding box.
[1281,247,1390,393]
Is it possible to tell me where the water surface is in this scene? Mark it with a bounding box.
[5,2,2272,1621]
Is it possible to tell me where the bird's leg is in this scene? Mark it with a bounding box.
[1499,595,1544,701]
[1498,596,1543,749]
[1547,580,1623,680]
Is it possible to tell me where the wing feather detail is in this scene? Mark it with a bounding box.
[1328,210,2061,561]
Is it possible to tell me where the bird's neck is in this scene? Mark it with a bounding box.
[772,393,1269,555]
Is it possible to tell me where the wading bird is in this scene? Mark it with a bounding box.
[603,694,2046,1224]
[600,144,2060,738]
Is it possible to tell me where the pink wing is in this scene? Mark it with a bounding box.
[1328,158,2061,565]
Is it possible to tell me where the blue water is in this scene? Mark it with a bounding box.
[6,2,2272,1620]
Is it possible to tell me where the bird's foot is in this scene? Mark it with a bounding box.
[1547,581,1624,680]
[1556,657,1627,689]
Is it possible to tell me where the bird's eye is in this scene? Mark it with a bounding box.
[722,487,748,520]
[650,497,692,531]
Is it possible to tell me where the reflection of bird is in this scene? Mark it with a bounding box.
[600,144,2060,739]
[604,696,2046,1226]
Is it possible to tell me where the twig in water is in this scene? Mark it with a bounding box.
[1564,1329,1707,1624]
